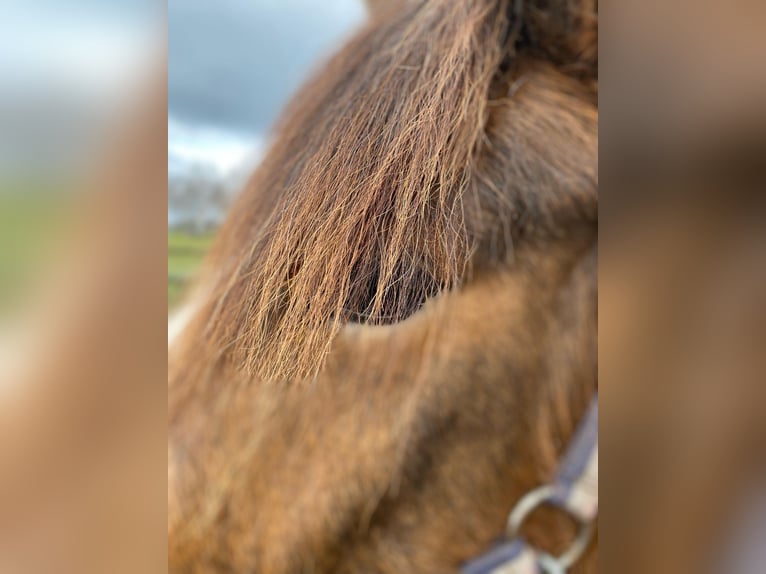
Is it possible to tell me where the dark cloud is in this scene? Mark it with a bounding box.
[169,0,366,137]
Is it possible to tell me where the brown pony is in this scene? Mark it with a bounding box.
[169,0,598,572]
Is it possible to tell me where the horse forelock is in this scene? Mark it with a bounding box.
[172,0,598,386]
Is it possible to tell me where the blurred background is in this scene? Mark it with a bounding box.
[0,3,168,573]
[0,0,160,318]
[167,0,366,307]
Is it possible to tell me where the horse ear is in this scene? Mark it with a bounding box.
[522,0,597,78]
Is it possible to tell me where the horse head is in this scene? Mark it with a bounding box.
[169,1,597,571]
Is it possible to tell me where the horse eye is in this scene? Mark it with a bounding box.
[342,268,440,325]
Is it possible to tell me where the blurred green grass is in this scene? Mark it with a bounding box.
[168,231,213,309]
[0,189,212,313]
[0,189,66,316]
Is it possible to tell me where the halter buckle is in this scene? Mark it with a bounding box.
[506,485,594,572]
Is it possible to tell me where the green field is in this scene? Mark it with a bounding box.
[0,190,213,313]
[0,190,67,316]
[168,231,214,309]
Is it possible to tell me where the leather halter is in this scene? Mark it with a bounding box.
[462,396,599,573]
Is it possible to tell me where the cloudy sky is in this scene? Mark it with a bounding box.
[0,0,160,178]
[169,0,367,176]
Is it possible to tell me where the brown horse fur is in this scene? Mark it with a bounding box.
[169,0,598,572]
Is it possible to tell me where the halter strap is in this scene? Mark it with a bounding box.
[463,396,598,574]
[551,397,599,523]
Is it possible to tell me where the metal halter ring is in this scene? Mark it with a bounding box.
[506,485,595,572]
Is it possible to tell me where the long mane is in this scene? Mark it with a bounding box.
[174,0,597,384]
